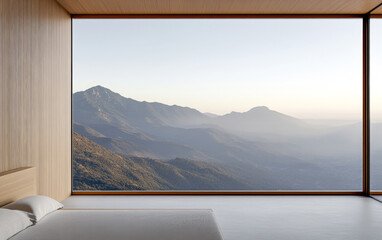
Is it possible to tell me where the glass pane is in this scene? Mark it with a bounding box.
[371,19,382,192]
[72,19,362,191]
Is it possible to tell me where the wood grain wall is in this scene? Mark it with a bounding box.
[0,167,37,206]
[0,0,71,201]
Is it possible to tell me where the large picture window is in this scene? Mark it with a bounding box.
[371,19,382,193]
[72,19,362,191]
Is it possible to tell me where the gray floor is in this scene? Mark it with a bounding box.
[62,196,382,240]
[372,195,382,202]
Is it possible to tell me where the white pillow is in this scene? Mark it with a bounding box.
[3,195,63,222]
[0,209,33,240]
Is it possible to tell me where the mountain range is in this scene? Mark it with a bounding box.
[72,85,382,190]
[73,132,250,190]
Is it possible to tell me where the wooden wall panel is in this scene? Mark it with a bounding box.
[0,167,37,206]
[0,0,71,202]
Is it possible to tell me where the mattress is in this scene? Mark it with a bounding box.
[11,209,223,240]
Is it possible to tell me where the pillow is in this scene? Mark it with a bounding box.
[3,195,63,222]
[0,209,33,240]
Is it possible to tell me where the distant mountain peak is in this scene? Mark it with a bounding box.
[224,106,270,116]
[248,106,270,112]
[88,85,112,93]
[84,85,122,100]
[88,85,109,91]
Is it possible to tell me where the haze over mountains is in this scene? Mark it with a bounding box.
[72,85,382,190]
[73,132,249,190]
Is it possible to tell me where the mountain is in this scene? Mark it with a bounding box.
[72,86,294,188]
[73,122,212,161]
[212,106,320,141]
[73,86,318,139]
[72,85,371,190]
[73,122,286,189]
[73,86,209,133]
[72,86,318,168]
[73,132,250,190]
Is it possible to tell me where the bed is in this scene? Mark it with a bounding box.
[11,209,222,240]
[0,168,223,240]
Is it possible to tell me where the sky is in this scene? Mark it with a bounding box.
[73,18,382,120]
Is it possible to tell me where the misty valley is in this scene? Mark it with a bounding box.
[72,86,382,191]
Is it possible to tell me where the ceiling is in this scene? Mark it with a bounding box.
[373,3,382,13]
[56,0,382,15]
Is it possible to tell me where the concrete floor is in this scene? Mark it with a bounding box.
[62,196,382,240]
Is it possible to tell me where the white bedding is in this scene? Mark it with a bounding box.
[10,209,223,240]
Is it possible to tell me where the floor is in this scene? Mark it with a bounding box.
[62,195,382,240]
[372,195,382,202]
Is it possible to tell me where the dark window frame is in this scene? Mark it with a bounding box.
[70,13,382,196]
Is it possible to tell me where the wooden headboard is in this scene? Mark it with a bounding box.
[0,167,36,206]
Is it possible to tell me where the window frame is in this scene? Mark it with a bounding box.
[70,13,382,196]
[370,15,382,195]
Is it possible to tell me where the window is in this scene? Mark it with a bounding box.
[72,18,362,191]
[371,18,382,193]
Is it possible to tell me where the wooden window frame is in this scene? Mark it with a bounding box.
[70,13,382,196]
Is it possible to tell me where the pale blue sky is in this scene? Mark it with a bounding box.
[73,18,381,120]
